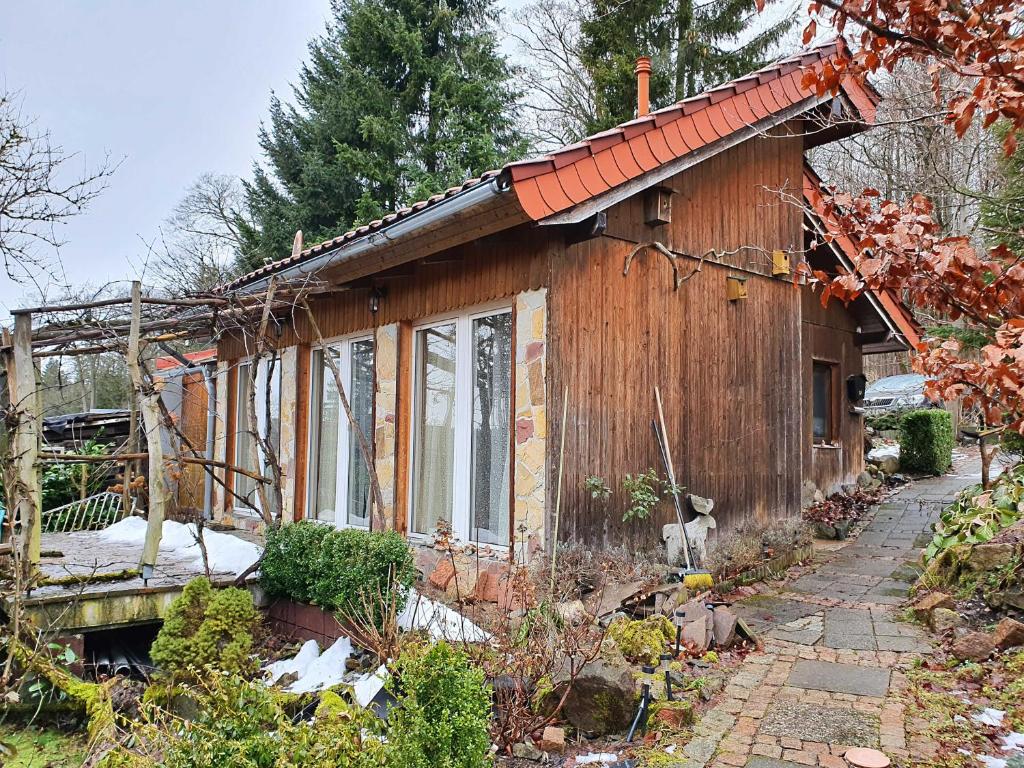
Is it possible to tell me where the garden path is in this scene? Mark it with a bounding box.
[668,450,986,768]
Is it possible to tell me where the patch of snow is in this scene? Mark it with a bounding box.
[288,636,353,694]
[958,751,1007,768]
[575,754,619,765]
[264,639,320,685]
[867,444,900,462]
[973,708,1006,727]
[352,664,388,707]
[664,744,677,754]
[98,517,261,576]
[397,589,490,643]
[1000,733,1024,753]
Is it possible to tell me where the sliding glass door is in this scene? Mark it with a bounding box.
[308,337,375,527]
[233,357,281,516]
[410,307,512,544]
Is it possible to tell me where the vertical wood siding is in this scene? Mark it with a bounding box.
[546,134,806,549]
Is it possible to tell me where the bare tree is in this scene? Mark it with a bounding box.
[0,90,116,285]
[148,173,251,295]
[511,0,598,149]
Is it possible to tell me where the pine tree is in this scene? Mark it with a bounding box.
[579,0,796,133]
[981,126,1024,255]
[238,0,526,270]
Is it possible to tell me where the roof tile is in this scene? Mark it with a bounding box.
[610,142,644,178]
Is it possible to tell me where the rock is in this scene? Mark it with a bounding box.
[911,591,953,622]
[929,607,965,634]
[428,558,455,590]
[651,700,694,729]
[512,740,543,761]
[992,618,1024,650]
[471,567,502,603]
[445,559,479,603]
[857,471,874,488]
[891,473,909,484]
[712,606,738,648]
[950,631,996,662]
[965,543,1016,573]
[814,489,826,505]
[682,612,710,653]
[560,651,638,735]
[537,726,566,754]
[555,599,588,624]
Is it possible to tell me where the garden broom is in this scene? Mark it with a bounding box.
[654,386,714,592]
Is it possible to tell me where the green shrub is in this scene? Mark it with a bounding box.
[149,577,257,678]
[866,411,906,433]
[385,641,492,768]
[899,409,954,475]
[101,674,386,768]
[260,521,333,603]
[260,523,415,626]
[1002,428,1024,466]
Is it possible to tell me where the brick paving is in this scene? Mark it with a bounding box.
[663,451,984,768]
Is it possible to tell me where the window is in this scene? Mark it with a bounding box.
[410,308,512,545]
[812,361,835,444]
[234,357,281,515]
[307,337,375,527]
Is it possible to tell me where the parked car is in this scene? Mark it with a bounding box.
[862,374,935,415]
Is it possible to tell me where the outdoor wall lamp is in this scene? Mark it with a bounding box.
[369,286,386,314]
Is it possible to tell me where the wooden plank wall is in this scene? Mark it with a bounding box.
[220,225,553,359]
[175,371,209,514]
[801,290,865,494]
[546,133,806,550]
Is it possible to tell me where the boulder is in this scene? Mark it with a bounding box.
[950,631,996,662]
[554,599,588,624]
[965,543,1016,573]
[650,700,695,730]
[857,471,875,489]
[929,607,965,634]
[712,606,738,648]
[537,726,566,754]
[911,592,954,622]
[559,651,638,735]
[682,612,710,653]
[512,740,543,761]
[428,558,455,590]
[992,618,1024,650]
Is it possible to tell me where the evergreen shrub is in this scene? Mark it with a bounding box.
[899,409,954,475]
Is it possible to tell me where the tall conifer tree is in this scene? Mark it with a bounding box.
[579,0,796,133]
[239,0,526,270]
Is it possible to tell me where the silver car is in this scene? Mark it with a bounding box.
[862,374,933,414]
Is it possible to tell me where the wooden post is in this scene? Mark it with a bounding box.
[9,314,41,575]
[126,282,167,576]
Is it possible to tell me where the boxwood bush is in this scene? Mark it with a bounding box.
[260,521,416,624]
[899,408,954,475]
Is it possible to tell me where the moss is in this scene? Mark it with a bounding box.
[37,569,139,588]
[0,724,86,768]
[702,651,719,664]
[149,577,257,679]
[648,699,695,732]
[607,616,676,665]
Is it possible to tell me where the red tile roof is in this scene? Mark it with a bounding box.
[802,164,922,350]
[225,37,876,292]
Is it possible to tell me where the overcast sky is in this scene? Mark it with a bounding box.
[0,0,331,314]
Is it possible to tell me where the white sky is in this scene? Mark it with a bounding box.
[0,0,331,314]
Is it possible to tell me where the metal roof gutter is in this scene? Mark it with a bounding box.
[238,174,511,294]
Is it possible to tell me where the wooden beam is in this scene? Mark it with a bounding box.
[9,313,41,575]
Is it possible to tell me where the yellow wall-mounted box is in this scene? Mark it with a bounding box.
[772,249,790,276]
[726,275,748,301]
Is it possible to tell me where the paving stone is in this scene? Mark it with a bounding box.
[875,635,932,653]
[745,759,805,768]
[824,631,877,650]
[787,660,891,697]
[760,702,879,747]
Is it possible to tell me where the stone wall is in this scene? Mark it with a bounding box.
[513,288,547,561]
[374,324,399,529]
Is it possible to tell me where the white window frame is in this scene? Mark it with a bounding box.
[233,355,281,516]
[406,301,513,545]
[306,332,375,529]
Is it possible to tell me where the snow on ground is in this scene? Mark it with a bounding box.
[99,516,261,576]
[397,588,490,643]
[867,443,900,463]
[262,637,388,705]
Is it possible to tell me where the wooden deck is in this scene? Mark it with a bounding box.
[14,529,263,633]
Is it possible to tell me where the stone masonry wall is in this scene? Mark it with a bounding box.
[513,289,547,561]
[374,324,399,529]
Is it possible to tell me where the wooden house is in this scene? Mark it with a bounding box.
[210,39,920,558]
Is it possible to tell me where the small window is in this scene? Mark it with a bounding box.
[308,337,375,527]
[812,361,834,444]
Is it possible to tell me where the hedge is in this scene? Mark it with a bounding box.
[260,521,416,625]
[899,408,954,475]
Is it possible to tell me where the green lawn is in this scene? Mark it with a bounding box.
[0,724,86,767]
